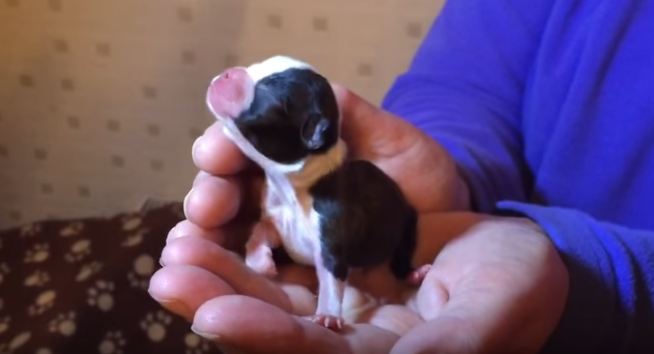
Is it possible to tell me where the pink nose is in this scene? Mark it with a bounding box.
[206,67,255,119]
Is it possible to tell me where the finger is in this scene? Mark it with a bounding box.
[166,220,225,244]
[148,265,235,321]
[193,295,397,354]
[160,235,317,315]
[192,170,214,187]
[184,175,241,229]
[192,295,347,354]
[161,236,292,311]
[192,121,248,175]
[331,84,413,160]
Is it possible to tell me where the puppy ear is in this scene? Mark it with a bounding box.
[301,114,330,150]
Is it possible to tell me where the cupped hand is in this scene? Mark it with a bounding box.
[149,87,568,353]
[151,213,567,354]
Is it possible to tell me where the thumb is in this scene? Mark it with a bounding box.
[392,289,525,354]
[331,83,419,160]
[392,218,567,354]
[392,291,548,354]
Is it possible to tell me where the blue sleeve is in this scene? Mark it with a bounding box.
[498,201,654,354]
[382,0,554,211]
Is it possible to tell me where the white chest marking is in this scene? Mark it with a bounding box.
[221,120,346,266]
[263,178,320,265]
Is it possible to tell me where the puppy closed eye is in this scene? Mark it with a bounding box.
[301,115,330,150]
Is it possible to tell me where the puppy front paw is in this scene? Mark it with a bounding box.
[245,252,278,277]
[311,314,344,331]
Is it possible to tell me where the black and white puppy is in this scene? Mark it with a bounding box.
[206,56,418,330]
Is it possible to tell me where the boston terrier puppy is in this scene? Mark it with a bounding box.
[206,56,419,330]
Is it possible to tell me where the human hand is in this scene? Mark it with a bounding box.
[148,84,470,317]
[148,86,567,353]
[151,211,567,353]
[331,85,470,213]
[147,84,472,318]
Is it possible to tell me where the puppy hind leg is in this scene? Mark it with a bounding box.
[312,251,346,331]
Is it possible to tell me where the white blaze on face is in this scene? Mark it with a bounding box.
[246,55,313,83]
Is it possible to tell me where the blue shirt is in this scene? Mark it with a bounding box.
[382,0,654,352]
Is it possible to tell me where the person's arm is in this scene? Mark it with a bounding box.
[384,2,654,352]
[383,0,554,211]
[498,201,654,353]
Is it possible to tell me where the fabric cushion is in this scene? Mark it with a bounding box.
[0,203,221,354]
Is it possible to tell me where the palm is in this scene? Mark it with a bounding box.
[238,261,421,354]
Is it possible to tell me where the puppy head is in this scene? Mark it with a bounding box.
[207,56,340,170]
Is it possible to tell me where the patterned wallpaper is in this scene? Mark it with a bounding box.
[0,0,445,230]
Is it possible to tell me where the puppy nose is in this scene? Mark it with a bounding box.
[221,67,247,81]
[207,67,255,119]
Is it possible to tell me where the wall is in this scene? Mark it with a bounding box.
[0,0,445,229]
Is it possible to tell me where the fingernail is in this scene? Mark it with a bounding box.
[183,188,195,219]
[193,171,211,187]
[166,225,180,243]
[166,225,190,244]
[192,136,204,164]
[191,325,221,341]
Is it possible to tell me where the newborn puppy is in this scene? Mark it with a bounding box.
[206,56,418,330]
